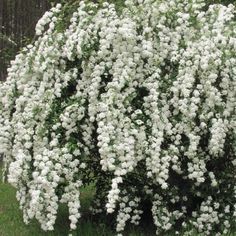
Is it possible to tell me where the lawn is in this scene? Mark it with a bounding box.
[0,162,232,236]
[0,163,155,236]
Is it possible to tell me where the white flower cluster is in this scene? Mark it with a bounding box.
[190,197,232,235]
[35,4,62,36]
[116,190,142,233]
[152,194,183,234]
[0,0,236,235]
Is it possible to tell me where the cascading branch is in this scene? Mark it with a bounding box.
[0,0,236,235]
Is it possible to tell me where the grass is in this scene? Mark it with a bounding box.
[0,163,156,236]
[0,162,233,236]
[0,180,158,236]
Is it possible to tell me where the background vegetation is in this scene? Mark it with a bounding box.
[0,0,52,80]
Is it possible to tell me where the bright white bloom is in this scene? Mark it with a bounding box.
[0,0,235,235]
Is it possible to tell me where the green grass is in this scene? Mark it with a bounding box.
[0,163,156,236]
[0,178,157,236]
[0,163,233,236]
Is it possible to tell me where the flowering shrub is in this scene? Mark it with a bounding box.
[0,0,236,235]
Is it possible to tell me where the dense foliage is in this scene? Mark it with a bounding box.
[0,0,236,235]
